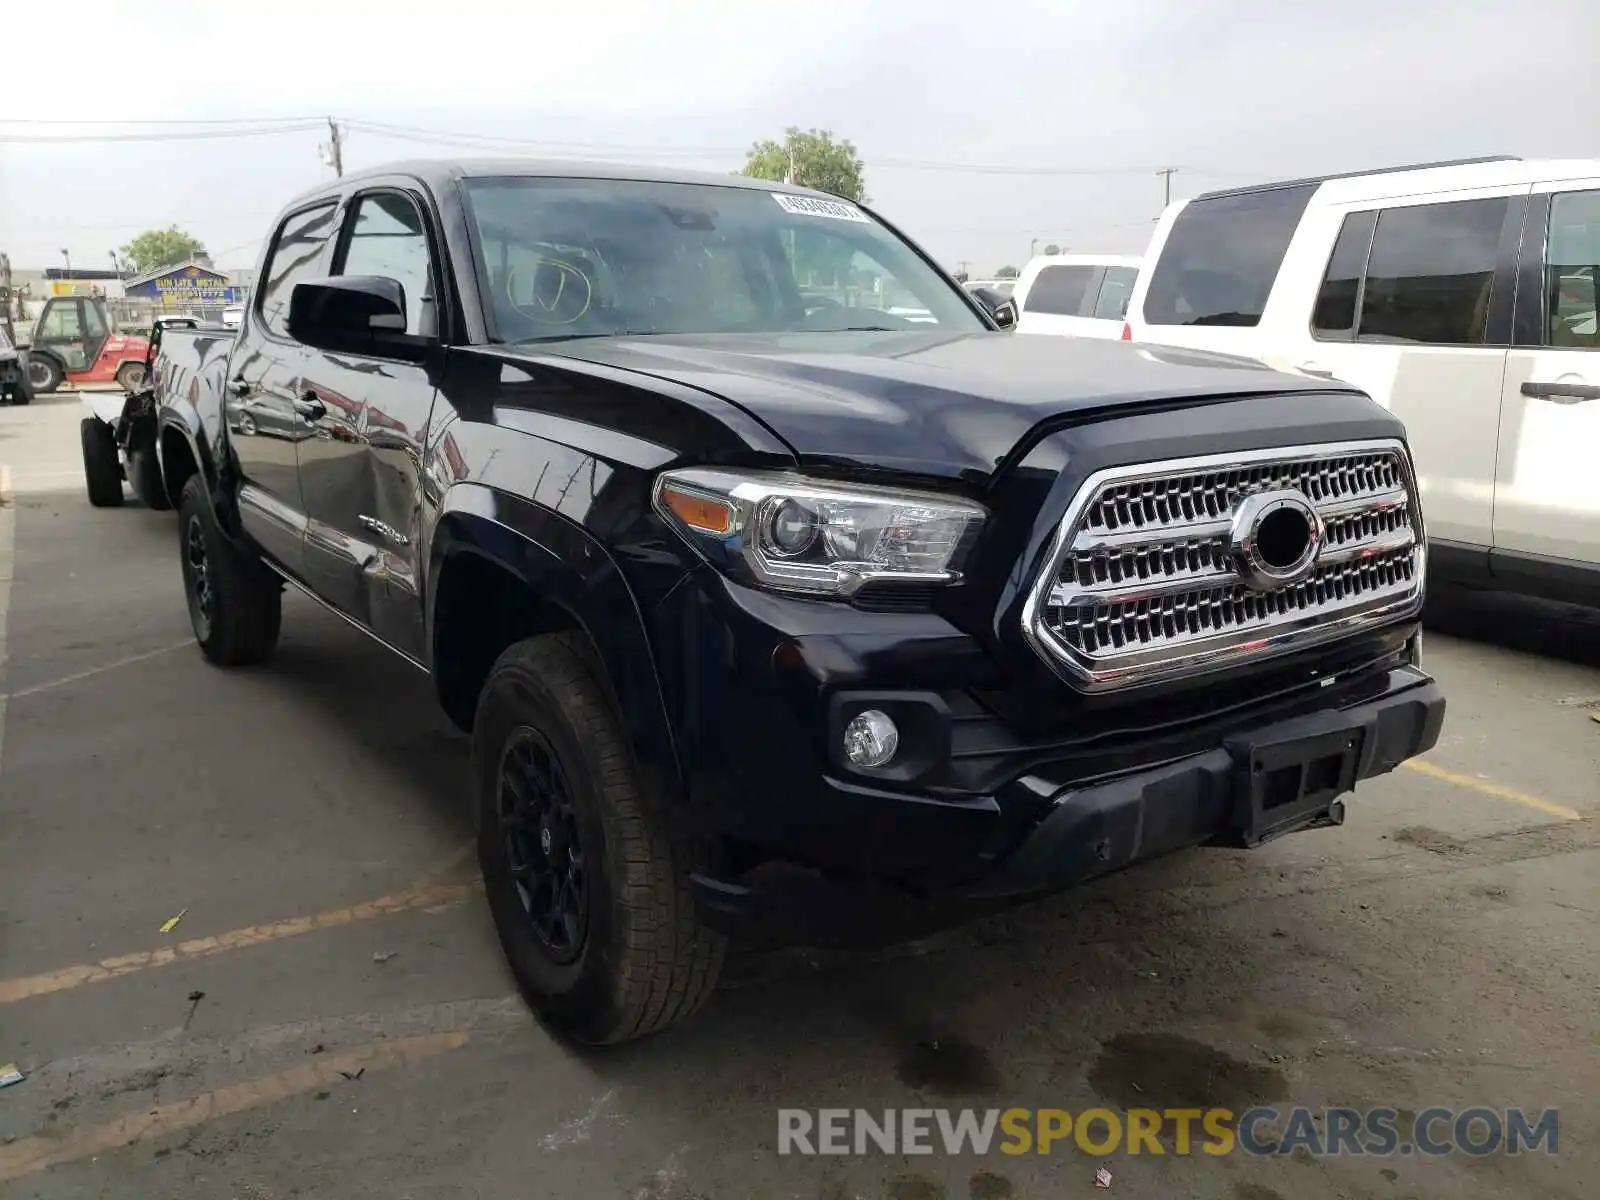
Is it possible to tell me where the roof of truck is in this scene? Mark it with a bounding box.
[282,157,845,210]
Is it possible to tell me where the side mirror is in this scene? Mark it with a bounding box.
[971,285,1018,331]
[287,276,428,360]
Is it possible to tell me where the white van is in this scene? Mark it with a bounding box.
[1123,156,1600,606]
[1012,254,1142,338]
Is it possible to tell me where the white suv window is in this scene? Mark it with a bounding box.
[1092,266,1139,319]
[1022,265,1094,315]
[1311,211,1378,338]
[1546,190,1599,349]
[1356,197,1508,345]
[1142,184,1315,327]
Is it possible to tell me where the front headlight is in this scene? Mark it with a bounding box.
[653,468,985,597]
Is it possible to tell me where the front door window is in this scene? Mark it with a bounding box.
[37,300,88,370]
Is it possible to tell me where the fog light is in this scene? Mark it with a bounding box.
[843,709,899,768]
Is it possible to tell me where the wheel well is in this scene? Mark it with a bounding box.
[432,551,584,732]
[159,428,199,510]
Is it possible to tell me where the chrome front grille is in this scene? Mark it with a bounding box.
[1022,440,1425,692]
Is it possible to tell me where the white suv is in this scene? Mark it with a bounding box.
[1013,254,1142,339]
[1124,156,1600,606]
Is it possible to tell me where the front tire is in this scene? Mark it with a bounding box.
[473,632,726,1044]
[177,476,281,665]
[116,361,149,393]
[80,418,124,508]
[26,354,62,394]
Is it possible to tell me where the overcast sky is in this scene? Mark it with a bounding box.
[1,0,1595,275]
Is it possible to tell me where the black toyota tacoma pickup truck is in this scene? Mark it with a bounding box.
[148,159,1444,1044]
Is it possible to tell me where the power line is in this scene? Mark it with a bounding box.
[0,115,320,126]
[0,113,1269,184]
[0,123,322,144]
[341,118,742,159]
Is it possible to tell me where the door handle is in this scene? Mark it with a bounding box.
[1298,362,1336,378]
[228,376,251,397]
[1520,380,1600,404]
[292,393,327,421]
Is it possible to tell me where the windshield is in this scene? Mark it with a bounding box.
[463,177,985,341]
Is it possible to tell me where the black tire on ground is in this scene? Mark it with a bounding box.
[3,370,31,405]
[116,360,148,393]
[80,417,124,508]
[473,632,726,1044]
[128,445,171,510]
[177,475,281,666]
[26,354,62,394]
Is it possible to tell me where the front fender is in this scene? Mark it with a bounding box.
[428,482,686,801]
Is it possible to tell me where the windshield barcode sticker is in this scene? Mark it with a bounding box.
[772,194,870,223]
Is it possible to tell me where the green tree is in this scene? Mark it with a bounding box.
[995,265,1019,279]
[119,226,208,276]
[742,128,867,203]
[1043,243,1062,255]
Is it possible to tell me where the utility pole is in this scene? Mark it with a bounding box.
[1156,166,1179,209]
[324,116,345,178]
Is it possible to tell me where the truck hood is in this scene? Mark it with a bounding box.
[530,330,1352,481]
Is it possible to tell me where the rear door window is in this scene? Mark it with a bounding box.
[1356,197,1509,345]
[1311,211,1378,337]
[1142,184,1316,326]
[1544,189,1600,349]
[258,202,341,338]
[1092,266,1139,319]
[1021,265,1094,315]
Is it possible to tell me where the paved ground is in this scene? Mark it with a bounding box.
[1,394,1596,1200]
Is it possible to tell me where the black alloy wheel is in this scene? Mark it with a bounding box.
[499,727,588,963]
[185,513,213,641]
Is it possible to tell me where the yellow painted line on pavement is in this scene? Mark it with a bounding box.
[412,839,475,888]
[1400,758,1584,822]
[0,880,475,1006]
[0,1030,471,1182]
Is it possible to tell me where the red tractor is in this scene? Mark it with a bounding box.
[23,296,151,394]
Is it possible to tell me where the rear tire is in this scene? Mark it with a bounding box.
[177,476,281,666]
[80,418,124,508]
[473,632,725,1044]
[4,371,31,406]
[26,355,62,394]
[128,445,170,510]
[116,361,149,393]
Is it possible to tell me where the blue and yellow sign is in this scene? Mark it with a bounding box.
[127,264,244,306]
